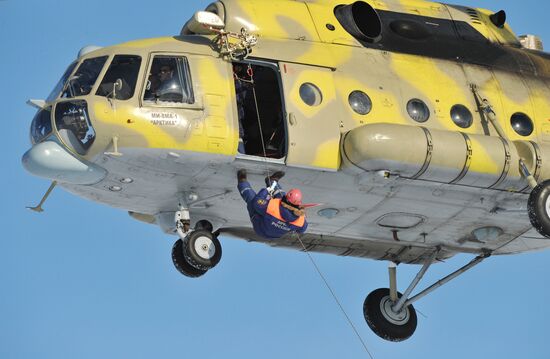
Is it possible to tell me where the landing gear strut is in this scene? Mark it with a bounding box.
[171,200,222,277]
[363,251,490,341]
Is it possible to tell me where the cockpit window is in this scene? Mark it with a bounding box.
[143,56,194,104]
[46,62,77,102]
[30,107,53,144]
[96,55,142,100]
[61,56,108,98]
[55,100,96,155]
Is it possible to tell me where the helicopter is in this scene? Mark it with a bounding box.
[21,0,550,341]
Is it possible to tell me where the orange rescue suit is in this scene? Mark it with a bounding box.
[266,198,306,227]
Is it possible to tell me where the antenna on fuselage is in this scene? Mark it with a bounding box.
[26,181,57,213]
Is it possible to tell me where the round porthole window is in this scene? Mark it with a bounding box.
[406,99,430,122]
[348,91,372,115]
[511,112,533,136]
[450,104,473,128]
[299,83,323,106]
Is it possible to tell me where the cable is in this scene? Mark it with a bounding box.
[295,236,375,359]
[245,63,371,356]
[417,309,428,319]
[248,64,271,178]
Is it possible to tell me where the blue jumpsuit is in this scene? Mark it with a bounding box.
[238,181,308,239]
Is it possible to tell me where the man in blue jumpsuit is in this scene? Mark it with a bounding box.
[237,169,308,239]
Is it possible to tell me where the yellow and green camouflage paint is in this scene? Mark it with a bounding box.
[63,0,550,190]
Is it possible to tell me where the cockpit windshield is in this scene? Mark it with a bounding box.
[96,55,142,100]
[55,100,96,155]
[30,107,53,144]
[61,56,108,98]
[46,62,77,102]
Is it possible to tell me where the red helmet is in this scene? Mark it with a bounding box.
[285,189,302,206]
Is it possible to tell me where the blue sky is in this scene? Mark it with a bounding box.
[3,0,550,358]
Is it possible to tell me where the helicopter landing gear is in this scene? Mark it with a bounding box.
[363,251,489,341]
[171,200,222,277]
[363,288,417,342]
[171,238,207,278]
[171,225,222,277]
[183,229,222,271]
[528,179,550,238]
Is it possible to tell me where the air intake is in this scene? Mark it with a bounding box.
[489,10,506,29]
[334,1,382,43]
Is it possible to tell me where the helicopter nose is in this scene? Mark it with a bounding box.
[22,141,106,185]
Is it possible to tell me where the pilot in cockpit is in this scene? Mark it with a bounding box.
[158,65,174,86]
[144,62,183,102]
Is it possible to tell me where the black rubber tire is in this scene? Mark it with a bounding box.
[528,179,550,238]
[184,230,222,270]
[363,288,417,342]
[171,239,207,278]
[194,220,214,232]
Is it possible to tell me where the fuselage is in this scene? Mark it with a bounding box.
[22,0,550,262]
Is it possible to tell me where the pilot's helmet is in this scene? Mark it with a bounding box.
[156,78,183,102]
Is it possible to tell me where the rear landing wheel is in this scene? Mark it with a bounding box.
[363,288,417,342]
[528,179,550,238]
[171,239,207,278]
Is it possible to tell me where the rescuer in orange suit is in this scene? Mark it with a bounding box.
[237,169,308,239]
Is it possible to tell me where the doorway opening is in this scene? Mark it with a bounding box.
[232,61,286,159]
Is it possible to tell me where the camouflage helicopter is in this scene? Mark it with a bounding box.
[21,0,550,342]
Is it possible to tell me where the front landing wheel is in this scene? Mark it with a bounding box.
[184,230,222,270]
[363,288,417,342]
[171,239,207,278]
[528,179,550,238]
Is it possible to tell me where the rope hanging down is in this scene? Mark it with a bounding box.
[246,64,374,359]
[247,63,271,179]
[295,235,375,358]
[247,63,374,357]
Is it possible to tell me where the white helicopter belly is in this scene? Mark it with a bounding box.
[60,148,550,263]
